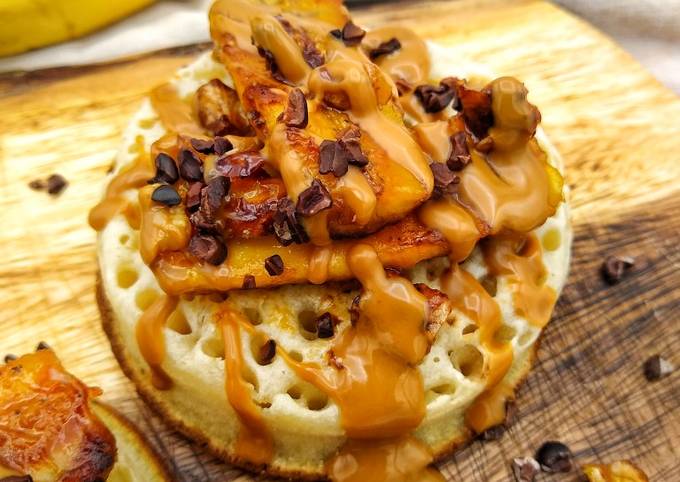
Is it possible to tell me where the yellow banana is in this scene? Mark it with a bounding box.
[0,0,157,57]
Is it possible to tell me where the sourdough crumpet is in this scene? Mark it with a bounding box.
[91,1,571,479]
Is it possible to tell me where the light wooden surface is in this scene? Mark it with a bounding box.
[1,1,679,480]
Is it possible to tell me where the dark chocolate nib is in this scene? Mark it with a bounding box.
[283,88,309,129]
[369,37,401,60]
[601,255,635,285]
[643,354,674,381]
[296,179,332,217]
[188,234,228,265]
[264,254,285,276]
[150,153,179,184]
[535,441,573,473]
[151,185,182,207]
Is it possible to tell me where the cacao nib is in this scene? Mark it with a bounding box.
[272,197,309,246]
[214,137,233,155]
[46,174,68,195]
[447,131,471,171]
[185,182,204,212]
[341,21,365,46]
[188,234,228,265]
[283,88,308,128]
[457,84,493,140]
[601,255,635,285]
[535,441,573,473]
[369,37,401,60]
[264,254,284,276]
[316,312,336,339]
[643,354,674,381]
[190,138,215,154]
[414,81,457,113]
[151,185,181,207]
[242,275,256,289]
[258,339,277,365]
[179,149,203,182]
[319,140,349,177]
[149,153,179,184]
[296,179,332,216]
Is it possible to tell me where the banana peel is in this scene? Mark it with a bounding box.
[0,0,156,57]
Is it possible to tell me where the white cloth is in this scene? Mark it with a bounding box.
[0,0,678,93]
[0,0,212,72]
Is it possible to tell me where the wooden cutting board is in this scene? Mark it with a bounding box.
[1,1,678,480]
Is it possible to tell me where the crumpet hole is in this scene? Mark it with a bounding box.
[135,289,159,311]
[243,307,262,325]
[117,266,138,289]
[250,336,276,366]
[307,393,328,411]
[119,234,130,245]
[298,310,318,340]
[167,309,191,335]
[287,385,302,400]
[432,383,457,395]
[289,350,303,362]
[542,228,561,252]
[462,324,478,335]
[451,345,484,378]
[202,336,225,359]
[495,324,517,343]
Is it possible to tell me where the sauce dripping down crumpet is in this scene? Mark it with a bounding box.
[135,295,178,390]
[217,308,274,465]
[463,234,556,433]
[281,244,431,438]
[327,436,445,482]
[89,83,197,233]
[88,135,153,231]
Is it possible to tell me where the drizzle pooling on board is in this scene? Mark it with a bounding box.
[88,0,564,479]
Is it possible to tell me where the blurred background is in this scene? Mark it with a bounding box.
[0,0,678,93]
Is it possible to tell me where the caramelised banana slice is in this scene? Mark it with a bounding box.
[0,349,116,482]
[0,349,171,482]
[210,0,434,240]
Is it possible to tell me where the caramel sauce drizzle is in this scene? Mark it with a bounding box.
[251,15,312,84]
[135,295,178,390]
[335,166,377,226]
[308,246,332,284]
[88,136,153,231]
[364,26,437,124]
[138,185,191,265]
[279,244,443,479]
[89,84,199,233]
[217,308,274,465]
[440,264,514,433]
[483,234,557,328]
[148,83,204,136]
[308,55,434,195]
[418,198,480,263]
[456,78,562,233]
[326,436,445,482]
[413,121,452,163]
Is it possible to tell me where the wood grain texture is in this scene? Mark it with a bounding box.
[1,1,678,480]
